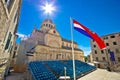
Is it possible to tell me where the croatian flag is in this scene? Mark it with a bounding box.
[73,19,106,49]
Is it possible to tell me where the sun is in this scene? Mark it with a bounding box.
[40,2,56,16]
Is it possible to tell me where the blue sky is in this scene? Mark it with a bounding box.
[17,0,120,56]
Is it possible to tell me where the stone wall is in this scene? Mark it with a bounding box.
[0,0,9,55]
[45,33,62,48]
[27,45,84,61]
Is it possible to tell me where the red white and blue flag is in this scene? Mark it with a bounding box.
[73,19,106,49]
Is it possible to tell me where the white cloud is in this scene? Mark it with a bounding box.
[79,45,91,56]
[16,33,30,40]
[16,33,27,38]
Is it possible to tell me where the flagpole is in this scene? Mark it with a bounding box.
[70,17,76,80]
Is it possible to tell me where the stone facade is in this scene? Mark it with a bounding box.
[87,52,93,63]
[0,0,22,78]
[33,44,83,61]
[91,32,120,70]
[0,0,9,53]
[17,19,84,65]
[0,0,22,58]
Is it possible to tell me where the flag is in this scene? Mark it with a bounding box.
[73,19,106,49]
[110,51,115,62]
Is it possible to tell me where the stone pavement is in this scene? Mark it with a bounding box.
[78,69,120,80]
[5,73,25,80]
[5,68,120,80]
[5,70,31,80]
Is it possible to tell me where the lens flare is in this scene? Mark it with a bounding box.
[41,2,55,15]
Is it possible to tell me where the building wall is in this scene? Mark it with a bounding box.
[45,33,62,48]
[0,0,22,57]
[31,28,45,44]
[91,32,120,69]
[28,45,84,61]
[9,43,19,67]
[0,0,9,55]
[16,41,28,64]
[0,0,22,77]
[62,40,78,49]
[87,52,93,63]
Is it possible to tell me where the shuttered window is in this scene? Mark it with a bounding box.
[5,32,12,50]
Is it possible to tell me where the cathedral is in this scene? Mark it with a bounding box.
[17,18,84,64]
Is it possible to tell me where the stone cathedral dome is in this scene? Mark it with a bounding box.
[40,18,55,33]
[43,18,53,23]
